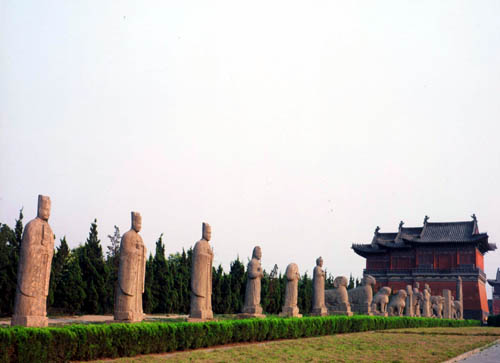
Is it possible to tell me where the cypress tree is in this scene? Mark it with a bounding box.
[0,223,16,316]
[151,234,169,313]
[106,226,121,312]
[229,257,246,313]
[55,251,86,314]
[143,254,156,313]
[48,237,70,310]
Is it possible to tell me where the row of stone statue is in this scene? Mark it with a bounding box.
[10,195,463,327]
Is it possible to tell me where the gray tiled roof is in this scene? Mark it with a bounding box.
[419,222,475,242]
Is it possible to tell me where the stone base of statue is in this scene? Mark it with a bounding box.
[11,315,48,327]
[238,305,266,319]
[327,303,353,316]
[328,309,354,316]
[351,304,372,315]
[114,311,145,322]
[188,309,214,322]
[372,311,388,317]
[279,306,302,318]
[311,306,328,316]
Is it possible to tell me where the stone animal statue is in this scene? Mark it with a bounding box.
[412,288,422,317]
[325,276,352,315]
[387,289,407,316]
[347,275,376,314]
[452,300,462,319]
[431,296,444,318]
[371,286,392,315]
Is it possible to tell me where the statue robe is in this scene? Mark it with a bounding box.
[243,258,262,313]
[13,217,54,324]
[312,265,326,310]
[190,239,213,318]
[115,229,146,321]
[284,264,299,309]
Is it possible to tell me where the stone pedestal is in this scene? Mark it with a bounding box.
[114,311,145,323]
[238,305,265,319]
[372,311,388,317]
[443,289,453,319]
[188,309,213,322]
[11,315,48,327]
[351,304,373,315]
[311,306,328,316]
[279,306,302,318]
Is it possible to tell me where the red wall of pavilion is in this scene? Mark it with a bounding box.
[475,249,484,271]
[493,298,500,315]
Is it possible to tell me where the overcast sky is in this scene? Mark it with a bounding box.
[1,1,499,297]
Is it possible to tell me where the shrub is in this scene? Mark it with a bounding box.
[0,316,479,362]
[487,314,500,327]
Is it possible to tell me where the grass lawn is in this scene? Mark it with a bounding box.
[92,326,500,363]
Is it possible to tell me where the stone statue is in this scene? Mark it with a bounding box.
[280,263,302,318]
[114,212,147,322]
[311,257,327,316]
[453,300,462,319]
[371,286,392,316]
[388,289,407,316]
[405,285,414,316]
[189,222,214,321]
[431,296,444,318]
[455,277,463,319]
[325,276,353,316]
[422,284,432,317]
[443,290,453,319]
[12,195,55,327]
[348,274,376,315]
[240,246,265,318]
[413,283,422,317]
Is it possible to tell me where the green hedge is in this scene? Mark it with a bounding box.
[0,316,479,362]
[488,314,500,326]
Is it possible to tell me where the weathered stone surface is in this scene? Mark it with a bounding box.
[239,246,265,319]
[413,283,422,317]
[454,277,463,319]
[371,286,391,316]
[422,284,432,317]
[189,223,214,321]
[12,195,54,327]
[388,289,407,316]
[311,257,327,316]
[443,289,453,319]
[431,295,444,318]
[404,285,413,316]
[280,263,302,318]
[114,212,147,322]
[347,274,376,315]
[325,276,353,316]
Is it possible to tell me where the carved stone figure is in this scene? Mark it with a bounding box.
[189,222,214,321]
[280,263,302,318]
[421,284,432,317]
[348,274,376,315]
[325,276,353,316]
[371,286,392,316]
[405,285,414,316]
[114,212,147,322]
[12,195,55,327]
[388,289,407,316]
[453,300,462,319]
[431,296,444,318]
[413,283,422,317]
[455,277,463,319]
[240,246,265,318]
[443,290,453,319]
[311,257,327,316]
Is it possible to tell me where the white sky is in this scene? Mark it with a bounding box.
[1,1,499,297]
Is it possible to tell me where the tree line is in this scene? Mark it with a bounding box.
[0,210,361,317]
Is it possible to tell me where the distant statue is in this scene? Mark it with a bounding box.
[348,274,376,315]
[189,222,214,320]
[325,276,352,316]
[114,212,147,322]
[280,263,302,317]
[431,296,444,318]
[422,284,432,317]
[311,257,327,316]
[371,287,392,316]
[413,283,422,317]
[405,285,414,316]
[454,277,463,319]
[12,195,55,327]
[388,289,408,317]
[240,246,265,318]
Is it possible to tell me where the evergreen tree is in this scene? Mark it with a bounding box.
[298,271,313,314]
[151,234,170,313]
[143,254,156,313]
[48,237,70,309]
[106,226,121,312]
[0,223,17,316]
[348,273,355,290]
[355,277,361,287]
[212,265,224,313]
[78,219,110,314]
[54,251,86,313]
[229,257,246,313]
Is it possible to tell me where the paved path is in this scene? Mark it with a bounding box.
[457,341,500,363]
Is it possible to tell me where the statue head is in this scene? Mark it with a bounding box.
[202,222,211,241]
[37,195,51,221]
[424,283,430,292]
[398,289,408,299]
[333,276,348,288]
[316,256,323,267]
[414,282,420,289]
[285,263,299,281]
[252,246,262,260]
[380,286,392,296]
[362,274,376,287]
[131,211,142,232]
[406,285,413,294]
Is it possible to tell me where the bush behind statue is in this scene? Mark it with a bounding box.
[487,314,500,326]
[0,316,479,362]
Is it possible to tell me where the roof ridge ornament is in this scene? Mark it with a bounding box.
[399,220,404,231]
[374,226,380,236]
[471,213,477,222]
[423,215,430,225]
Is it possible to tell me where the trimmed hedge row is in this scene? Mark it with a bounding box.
[0,316,479,363]
[488,314,500,326]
